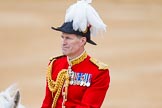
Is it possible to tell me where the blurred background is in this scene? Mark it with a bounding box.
[0,0,162,108]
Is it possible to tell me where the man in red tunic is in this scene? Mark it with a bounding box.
[41,0,110,108]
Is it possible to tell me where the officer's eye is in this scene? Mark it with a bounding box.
[61,35,73,40]
[66,37,72,40]
[61,35,64,39]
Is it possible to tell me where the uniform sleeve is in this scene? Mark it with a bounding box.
[76,69,110,108]
[41,82,53,108]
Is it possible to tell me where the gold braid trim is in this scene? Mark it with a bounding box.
[47,60,55,91]
[52,69,67,108]
[46,59,69,108]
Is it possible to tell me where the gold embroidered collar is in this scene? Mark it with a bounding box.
[68,51,87,66]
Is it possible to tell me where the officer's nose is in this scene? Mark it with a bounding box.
[61,37,67,46]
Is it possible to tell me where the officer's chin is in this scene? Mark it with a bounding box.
[62,50,68,56]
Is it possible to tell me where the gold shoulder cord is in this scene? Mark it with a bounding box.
[46,59,69,108]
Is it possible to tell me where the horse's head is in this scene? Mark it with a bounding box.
[0,84,25,108]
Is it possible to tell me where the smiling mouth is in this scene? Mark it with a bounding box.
[62,47,69,50]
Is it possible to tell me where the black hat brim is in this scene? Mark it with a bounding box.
[51,22,97,45]
[51,26,97,45]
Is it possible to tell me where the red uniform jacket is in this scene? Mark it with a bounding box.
[41,54,110,108]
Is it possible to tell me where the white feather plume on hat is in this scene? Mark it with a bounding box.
[65,0,106,36]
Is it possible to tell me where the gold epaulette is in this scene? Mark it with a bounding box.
[90,57,108,70]
[49,55,65,62]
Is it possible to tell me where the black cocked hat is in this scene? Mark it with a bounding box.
[51,21,97,45]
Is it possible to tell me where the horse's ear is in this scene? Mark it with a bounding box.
[5,83,18,96]
[13,91,20,108]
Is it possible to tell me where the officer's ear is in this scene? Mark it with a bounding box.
[80,37,87,46]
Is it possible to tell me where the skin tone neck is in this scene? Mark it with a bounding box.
[61,32,86,60]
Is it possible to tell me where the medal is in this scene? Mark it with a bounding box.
[80,81,84,86]
[68,71,92,87]
[73,72,77,85]
[86,82,90,87]
[70,80,74,85]
[69,71,74,85]
[80,73,85,86]
[77,73,83,85]
[86,74,92,87]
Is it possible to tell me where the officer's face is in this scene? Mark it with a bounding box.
[61,33,86,59]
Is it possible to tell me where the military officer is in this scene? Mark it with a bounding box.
[41,0,110,108]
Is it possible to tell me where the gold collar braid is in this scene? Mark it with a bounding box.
[47,60,69,108]
[68,51,87,66]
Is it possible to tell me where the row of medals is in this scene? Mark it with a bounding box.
[68,66,91,87]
